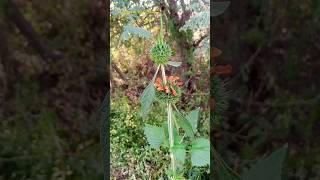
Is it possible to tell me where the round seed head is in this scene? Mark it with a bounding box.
[150,42,172,65]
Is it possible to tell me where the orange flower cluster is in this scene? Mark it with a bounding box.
[155,76,183,96]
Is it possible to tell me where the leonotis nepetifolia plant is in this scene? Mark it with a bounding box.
[140,16,210,179]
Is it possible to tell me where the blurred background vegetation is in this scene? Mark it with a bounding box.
[213,0,320,179]
[1,0,320,179]
[0,0,106,179]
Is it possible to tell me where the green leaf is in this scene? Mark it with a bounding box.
[191,138,210,166]
[162,123,169,148]
[186,108,200,132]
[173,126,181,144]
[121,24,151,41]
[163,122,181,145]
[172,144,186,166]
[180,11,210,31]
[140,83,155,118]
[144,124,164,149]
[173,110,194,139]
[167,61,182,67]
[242,144,288,180]
[212,1,230,17]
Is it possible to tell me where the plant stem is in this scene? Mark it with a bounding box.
[167,104,176,173]
[161,65,167,84]
[161,65,176,176]
[152,65,160,82]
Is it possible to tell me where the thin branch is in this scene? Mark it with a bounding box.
[111,61,128,81]
[193,34,208,47]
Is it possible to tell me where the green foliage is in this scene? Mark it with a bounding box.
[179,0,212,58]
[111,0,155,51]
[144,124,164,149]
[167,61,182,67]
[1,79,103,179]
[120,24,152,41]
[190,138,210,167]
[155,86,181,104]
[242,144,288,180]
[150,42,172,65]
[187,166,210,180]
[172,144,186,166]
[186,108,200,132]
[173,109,195,139]
[180,11,210,31]
[139,21,211,177]
[111,95,168,179]
[140,82,155,118]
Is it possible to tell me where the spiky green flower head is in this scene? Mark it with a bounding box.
[154,76,183,104]
[150,15,172,65]
[150,42,172,65]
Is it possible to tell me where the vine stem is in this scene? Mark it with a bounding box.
[161,65,176,176]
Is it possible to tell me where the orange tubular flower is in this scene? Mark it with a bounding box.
[157,86,164,91]
[164,86,170,93]
[168,76,174,82]
[156,77,162,82]
[155,76,183,96]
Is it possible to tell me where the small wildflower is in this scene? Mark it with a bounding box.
[157,86,164,91]
[154,75,183,104]
[168,76,175,82]
[164,86,170,93]
[156,77,162,83]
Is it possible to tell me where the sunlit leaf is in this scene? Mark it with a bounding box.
[163,122,181,145]
[162,122,169,147]
[140,83,155,118]
[167,61,182,67]
[173,110,194,139]
[144,124,164,149]
[180,11,210,31]
[172,144,186,166]
[186,108,200,132]
[191,138,210,166]
[121,24,152,41]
